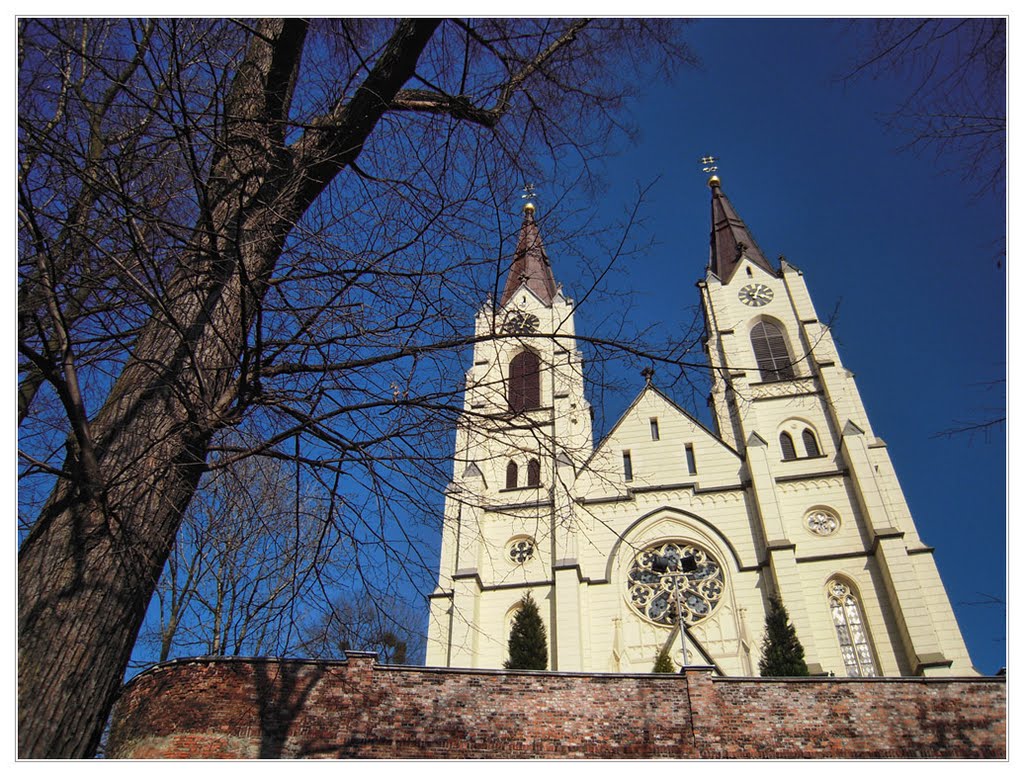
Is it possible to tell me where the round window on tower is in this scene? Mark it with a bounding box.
[626,541,725,626]
[804,507,841,537]
[507,536,536,565]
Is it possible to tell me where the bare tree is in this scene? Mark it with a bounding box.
[18,18,691,757]
[841,18,1005,193]
[301,591,424,665]
[134,454,341,664]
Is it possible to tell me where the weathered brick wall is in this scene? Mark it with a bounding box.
[107,653,1005,759]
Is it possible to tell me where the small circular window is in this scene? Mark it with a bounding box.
[805,509,840,536]
[626,541,724,626]
[508,537,536,564]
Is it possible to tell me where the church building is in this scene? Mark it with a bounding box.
[425,176,975,677]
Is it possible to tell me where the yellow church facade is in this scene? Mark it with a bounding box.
[426,179,975,677]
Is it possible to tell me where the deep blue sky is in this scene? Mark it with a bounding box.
[542,18,1006,674]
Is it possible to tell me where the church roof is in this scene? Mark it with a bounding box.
[708,177,777,282]
[499,204,558,308]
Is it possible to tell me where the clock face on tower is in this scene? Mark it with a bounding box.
[501,311,540,334]
[738,283,774,307]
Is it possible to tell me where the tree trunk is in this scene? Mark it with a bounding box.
[18,18,440,758]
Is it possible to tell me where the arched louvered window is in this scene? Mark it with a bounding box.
[803,429,821,457]
[827,579,878,677]
[527,458,540,487]
[508,350,541,412]
[779,432,797,461]
[505,460,518,489]
[750,321,795,382]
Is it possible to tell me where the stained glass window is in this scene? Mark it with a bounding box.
[627,541,724,626]
[827,579,878,677]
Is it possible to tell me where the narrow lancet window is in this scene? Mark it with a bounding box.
[622,451,633,481]
[803,429,821,457]
[505,460,518,489]
[685,443,697,475]
[827,579,878,677]
[650,418,660,440]
[779,432,797,461]
[527,458,540,487]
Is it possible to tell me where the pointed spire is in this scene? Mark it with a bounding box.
[499,203,558,308]
[708,176,776,283]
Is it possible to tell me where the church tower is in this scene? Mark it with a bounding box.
[426,179,975,678]
[697,175,972,676]
[427,200,594,669]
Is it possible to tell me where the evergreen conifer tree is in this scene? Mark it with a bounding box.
[504,593,548,670]
[758,595,810,676]
[652,646,675,673]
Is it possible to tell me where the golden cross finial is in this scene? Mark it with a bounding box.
[520,183,538,211]
[700,155,718,174]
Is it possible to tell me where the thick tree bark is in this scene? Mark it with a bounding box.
[18,18,440,758]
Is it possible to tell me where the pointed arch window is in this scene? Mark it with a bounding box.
[827,579,878,677]
[505,460,518,489]
[750,321,795,382]
[802,429,821,458]
[527,458,540,487]
[508,350,541,412]
[779,432,797,461]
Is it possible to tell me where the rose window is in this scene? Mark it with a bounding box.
[508,538,536,564]
[626,541,725,626]
[806,510,839,536]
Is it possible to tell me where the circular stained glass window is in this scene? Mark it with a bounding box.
[508,537,536,564]
[626,541,725,626]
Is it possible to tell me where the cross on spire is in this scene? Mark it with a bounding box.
[521,183,538,211]
[700,155,718,174]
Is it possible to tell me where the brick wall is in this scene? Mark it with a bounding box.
[107,653,1005,759]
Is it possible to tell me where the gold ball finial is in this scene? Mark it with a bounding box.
[523,201,536,213]
[708,175,721,188]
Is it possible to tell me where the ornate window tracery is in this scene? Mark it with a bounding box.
[626,541,725,626]
[827,579,878,677]
[806,509,840,536]
[508,537,536,564]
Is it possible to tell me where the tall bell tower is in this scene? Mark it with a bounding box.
[427,200,593,668]
[698,174,970,676]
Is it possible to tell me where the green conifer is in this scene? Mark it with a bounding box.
[758,595,810,676]
[504,592,548,670]
[652,646,675,673]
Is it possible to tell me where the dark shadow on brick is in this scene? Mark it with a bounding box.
[252,661,325,758]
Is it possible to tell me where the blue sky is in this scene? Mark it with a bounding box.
[538,18,1006,674]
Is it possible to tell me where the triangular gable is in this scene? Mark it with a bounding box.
[584,382,742,472]
[497,280,558,314]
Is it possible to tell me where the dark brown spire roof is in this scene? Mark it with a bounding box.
[499,205,558,308]
[708,178,776,282]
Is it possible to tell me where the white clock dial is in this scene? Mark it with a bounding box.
[739,283,774,307]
